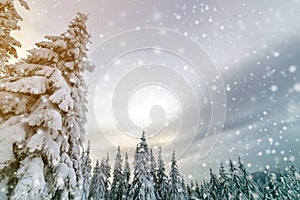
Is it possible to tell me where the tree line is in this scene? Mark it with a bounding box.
[82,132,300,200]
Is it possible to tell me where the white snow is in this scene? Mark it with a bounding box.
[0,117,27,170]
[289,65,297,73]
[49,88,74,112]
[1,76,48,94]
[27,109,62,131]
[11,157,46,200]
[294,83,300,92]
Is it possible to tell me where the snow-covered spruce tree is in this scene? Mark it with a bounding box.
[190,181,199,200]
[194,181,201,199]
[228,159,244,199]
[186,184,192,199]
[122,152,130,199]
[168,151,188,200]
[181,176,189,199]
[104,153,111,198]
[263,164,299,200]
[81,141,92,200]
[0,13,94,199]
[150,149,157,187]
[263,167,278,200]
[208,168,220,199]
[201,179,210,200]
[156,147,169,200]
[218,162,233,200]
[129,131,157,200]
[256,179,266,198]
[287,162,300,197]
[89,159,109,200]
[276,165,296,199]
[89,160,100,199]
[0,0,29,75]
[110,146,123,200]
[237,157,262,199]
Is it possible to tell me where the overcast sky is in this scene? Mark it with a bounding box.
[15,0,300,180]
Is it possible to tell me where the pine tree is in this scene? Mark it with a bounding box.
[122,152,131,199]
[89,159,108,200]
[190,181,195,199]
[168,151,188,200]
[264,167,278,200]
[81,141,92,200]
[201,179,211,200]
[129,131,157,200]
[194,181,201,199]
[256,179,265,197]
[287,162,300,196]
[0,0,29,74]
[237,157,262,199]
[150,149,157,187]
[208,168,220,200]
[190,180,202,200]
[156,147,169,200]
[275,165,293,200]
[218,162,233,199]
[110,146,124,200]
[0,13,94,199]
[89,160,100,199]
[228,159,244,199]
[186,184,192,199]
[182,176,189,199]
[104,153,111,199]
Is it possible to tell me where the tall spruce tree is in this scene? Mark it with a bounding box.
[181,176,189,199]
[276,165,295,199]
[186,184,192,199]
[129,131,157,200]
[264,167,278,200]
[89,160,100,199]
[156,147,169,199]
[110,146,123,200]
[287,162,300,196]
[228,159,244,199]
[238,157,262,199]
[89,159,109,200]
[195,181,201,199]
[0,13,94,199]
[122,152,130,199]
[202,179,210,200]
[81,141,92,200]
[104,153,111,198]
[208,168,220,199]
[168,151,188,200]
[190,181,196,199]
[218,162,233,199]
[150,149,157,188]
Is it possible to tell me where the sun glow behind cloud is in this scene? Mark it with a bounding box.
[128,84,180,129]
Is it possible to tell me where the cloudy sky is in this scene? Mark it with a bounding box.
[15,0,300,180]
